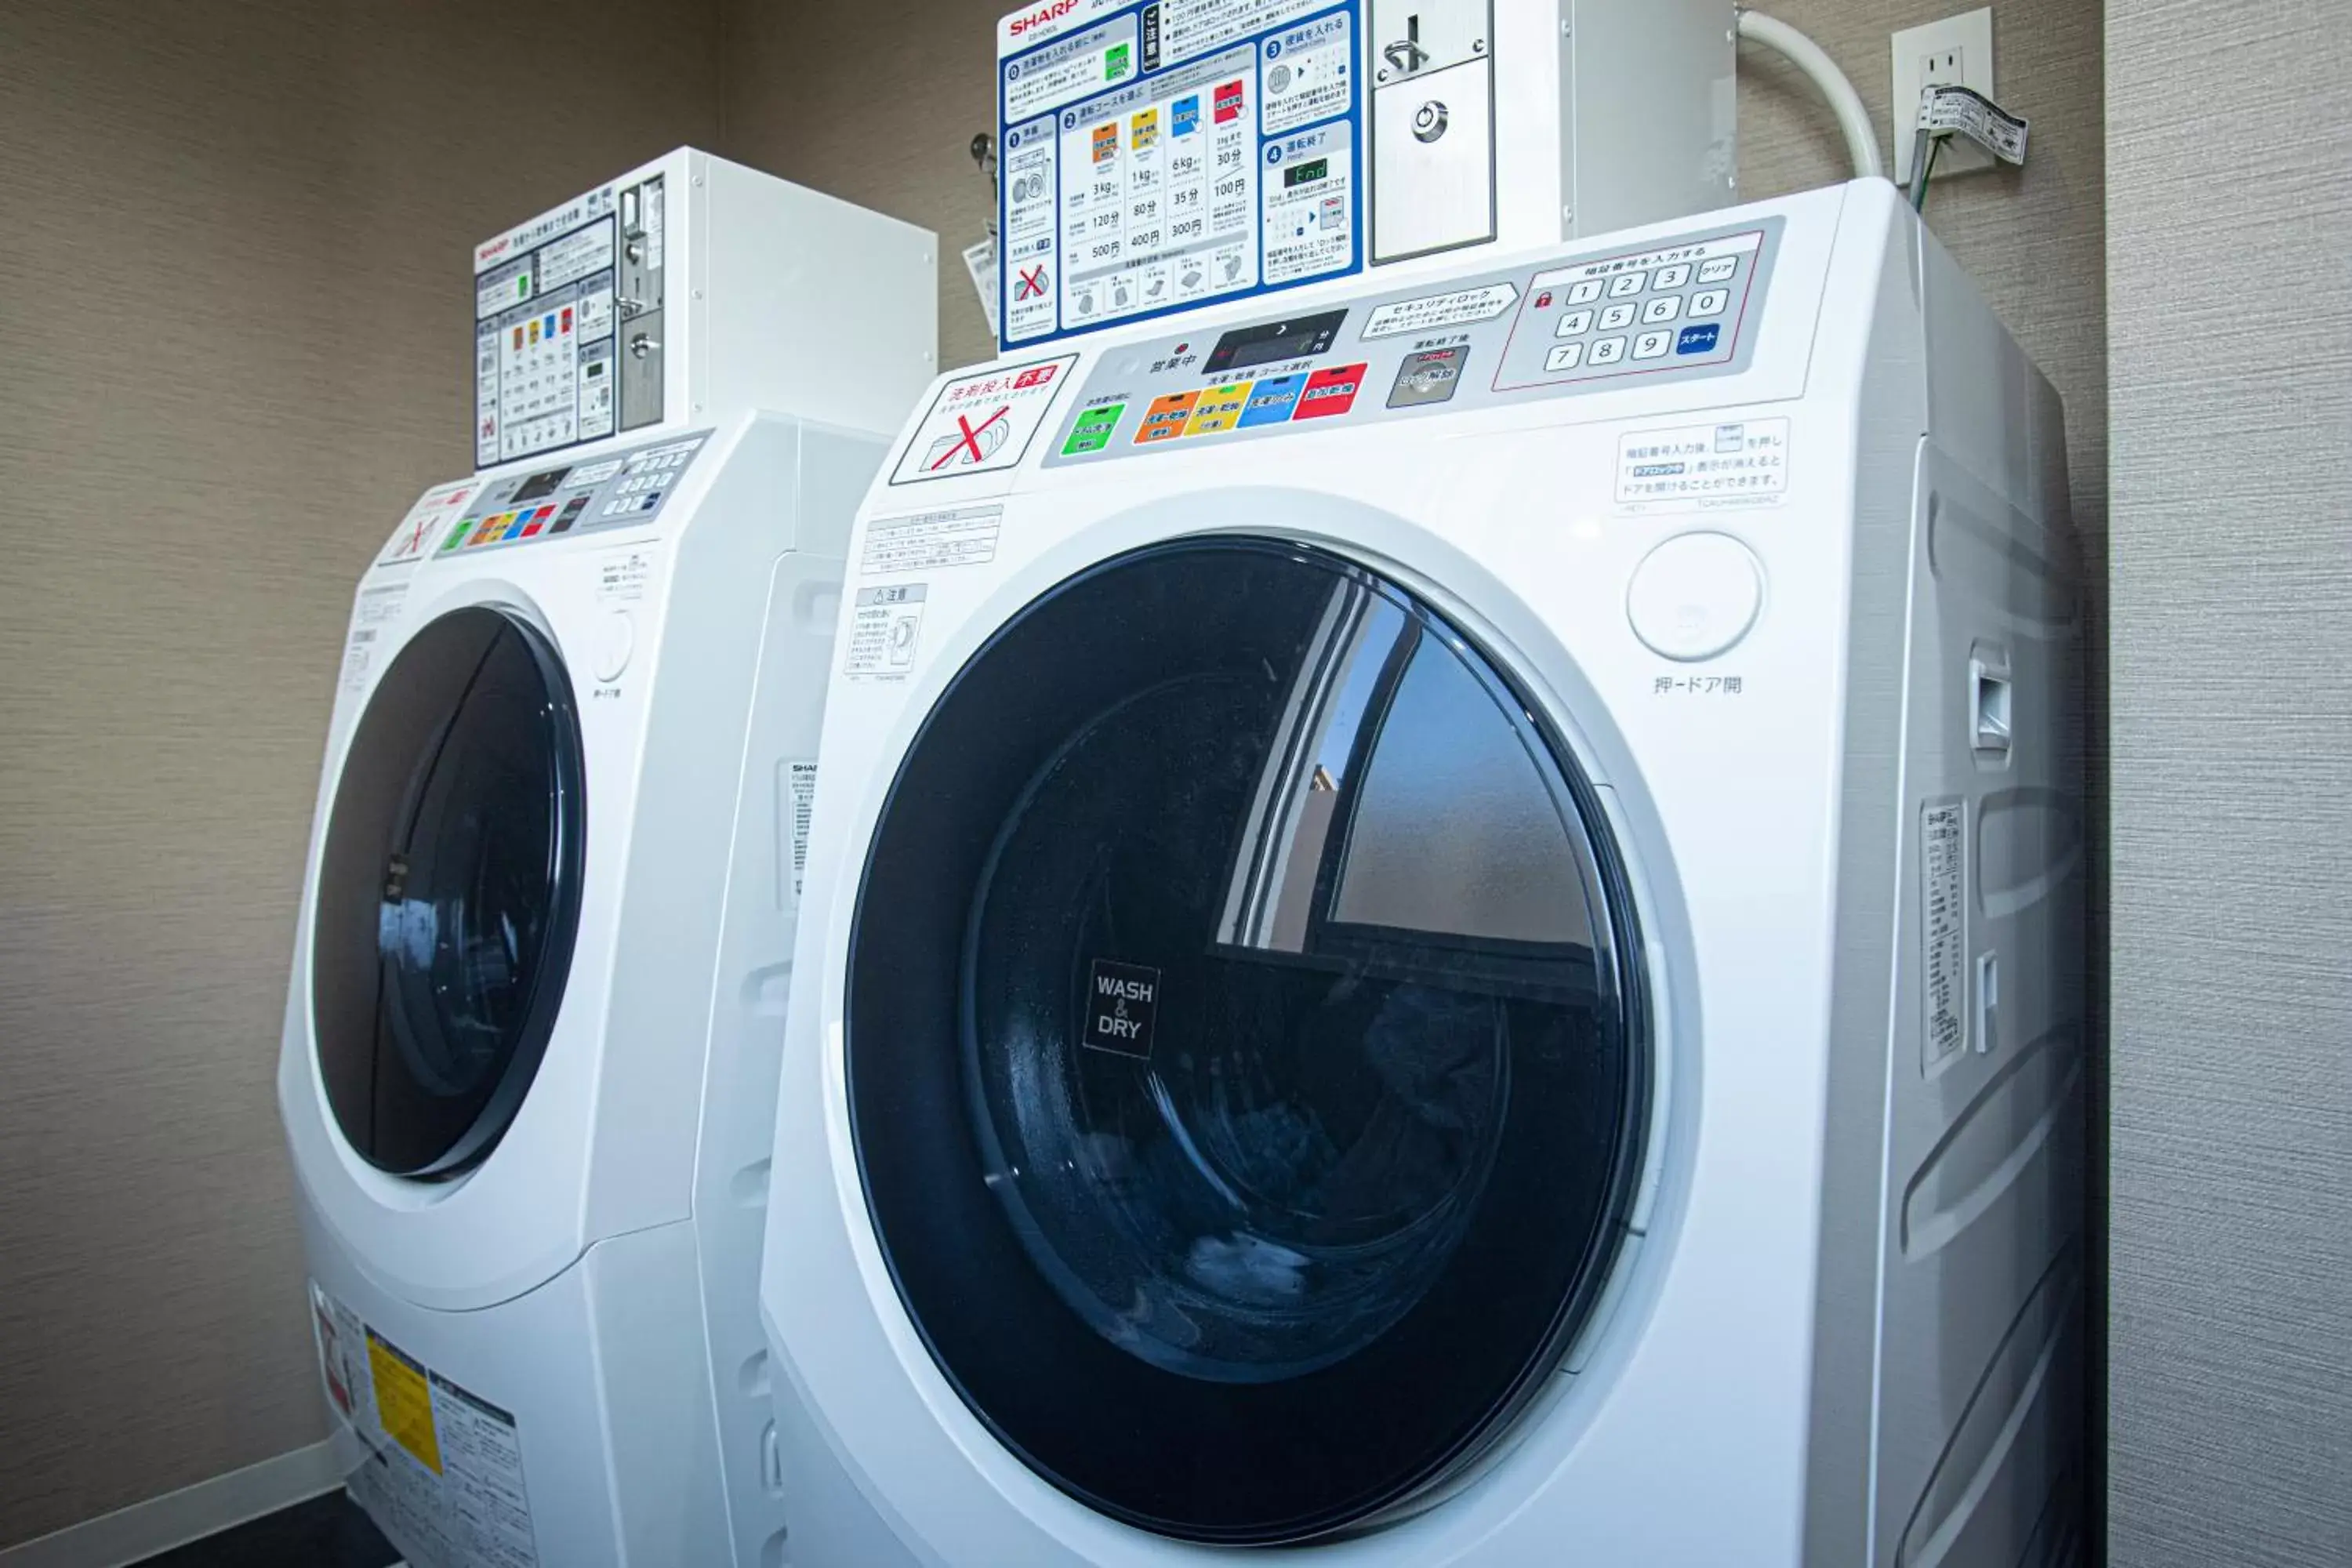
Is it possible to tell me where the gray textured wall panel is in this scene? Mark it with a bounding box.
[2107,1,2352,1563]
[0,0,718,1547]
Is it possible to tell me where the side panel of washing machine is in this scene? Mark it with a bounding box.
[586,412,847,1243]
[1797,194,1934,1568]
[693,422,894,1568]
[1864,234,2091,1567]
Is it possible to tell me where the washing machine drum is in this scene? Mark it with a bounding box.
[312,606,586,1179]
[849,538,1651,1544]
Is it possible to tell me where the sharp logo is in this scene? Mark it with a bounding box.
[477,238,510,263]
[1008,0,1080,37]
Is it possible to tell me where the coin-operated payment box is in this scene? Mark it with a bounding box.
[994,0,1737,351]
[1369,0,1495,262]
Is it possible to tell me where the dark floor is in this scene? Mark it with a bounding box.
[132,1490,399,1568]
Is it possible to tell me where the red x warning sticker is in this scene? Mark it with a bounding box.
[891,355,1078,485]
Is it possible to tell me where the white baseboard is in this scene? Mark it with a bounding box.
[0,1437,353,1568]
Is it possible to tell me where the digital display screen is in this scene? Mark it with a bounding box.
[1283,158,1329,189]
[1205,309,1349,376]
[511,466,571,504]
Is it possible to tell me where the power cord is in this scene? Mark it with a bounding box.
[1911,132,1946,212]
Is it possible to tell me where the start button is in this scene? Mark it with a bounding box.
[1626,532,1764,662]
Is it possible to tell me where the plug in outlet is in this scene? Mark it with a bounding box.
[1892,8,1996,185]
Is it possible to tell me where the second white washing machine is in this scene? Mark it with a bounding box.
[751,178,2088,1565]
[279,148,935,1568]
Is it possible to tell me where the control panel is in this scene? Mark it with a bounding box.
[435,430,712,557]
[474,173,666,469]
[1040,217,1777,466]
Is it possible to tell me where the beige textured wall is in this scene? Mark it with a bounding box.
[0,0,718,1548]
[2107,3,2352,1563]
[721,0,1007,372]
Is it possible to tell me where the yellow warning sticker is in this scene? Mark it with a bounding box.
[366,1330,442,1475]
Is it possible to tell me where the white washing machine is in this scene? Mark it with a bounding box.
[278,148,935,1568]
[753,177,2089,1566]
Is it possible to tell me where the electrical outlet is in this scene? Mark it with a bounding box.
[1891,8,1996,185]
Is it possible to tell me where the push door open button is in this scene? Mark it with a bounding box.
[1627,532,1765,661]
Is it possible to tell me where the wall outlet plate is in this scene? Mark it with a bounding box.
[1892,8,1996,185]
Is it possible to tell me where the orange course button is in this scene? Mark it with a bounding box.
[1135,390,1202,445]
[1183,381,1254,437]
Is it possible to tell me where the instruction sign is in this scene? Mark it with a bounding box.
[1615,419,1791,506]
[997,0,1363,347]
[861,506,1004,574]
[1921,799,1967,1071]
[382,479,481,565]
[340,583,411,693]
[844,583,929,681]
[311,1282,540,1568]
[890,358,1076,484]
[783,760,818,905]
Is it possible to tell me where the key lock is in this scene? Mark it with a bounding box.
[1378,13,1485,143]
[616,183,659,356]
[616,181,656,314]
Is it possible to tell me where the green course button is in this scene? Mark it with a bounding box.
[1062,402,1126,456]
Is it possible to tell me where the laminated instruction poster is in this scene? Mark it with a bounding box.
[998,0,1363,347]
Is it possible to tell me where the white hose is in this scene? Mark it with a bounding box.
[1737,9,1885,182]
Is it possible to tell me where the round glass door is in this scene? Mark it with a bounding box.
[312,606,586,1178]
[848,538,1650,1544]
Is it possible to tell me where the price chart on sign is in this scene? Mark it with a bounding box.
[996,0,1364,349]
[890,357,1080,485]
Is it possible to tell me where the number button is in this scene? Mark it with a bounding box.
[1566,280,1605,305]
[1697,256,1740,284]
[1689,289,1731,318]
[1642,296,1682,325]
[1633,329,1674,361]
[1599,303,1637,332]
[1609,273,1647,298]
[1589,336,1628,366]
[1544,343,1586,372]
[1555,310,1595,338]
[1652,263,1693,290]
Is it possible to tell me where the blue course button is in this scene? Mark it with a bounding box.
[1237,373,1304,427]
[1677,323,1722,356]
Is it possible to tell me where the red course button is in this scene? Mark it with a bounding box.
[1293,364,1367,420]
